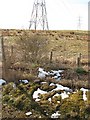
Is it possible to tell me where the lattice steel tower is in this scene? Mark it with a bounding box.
[77,16,81,30]
[29,0,49,30]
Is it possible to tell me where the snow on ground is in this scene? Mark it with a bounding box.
[13,83,16,89]
[33,88,47,99]
[80,88,88,101]
[0,79,6,85]
[38,68,64,80]
[33,83,71,101]
[53,93,60,97]
[53,84,64,91]
[50,83,56,86]
[51,70,63,74]
[53,74,61,80]
[53,91,69,99]
[60,91,69,99]
[38,72,46,78]
[35,98,41,102]
[25,112,32,116]
[38,68,48,78]
[19,80,29,84]
[48,98,52,102]
[51,111,61,118]
[41,82,47,84]
[53,84,72,92]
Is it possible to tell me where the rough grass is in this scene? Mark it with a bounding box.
[1,29,88,60]
[1,29,88,82]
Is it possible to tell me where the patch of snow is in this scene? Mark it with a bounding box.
[80,88,88,92]
[67,92,71,95]
[41,82,47,84]
[0,79,6,85]
[38,68,48,78]
[53,93,60,97]
[38,68,44,72]
[60,91,69,99]
[53,74,61,80]
[46,113,49,115]
[51,111,61,118]
[13,83,16,89]
[63,87,72,92]
[80,88,88,101]
[51,70,63,80]
[38,72,46,78]
[58,70,64,73]
[19,80,29,84]
[51,70,63,74]
[48,98,52,102]
[50,83,56,86]
[38,68,64,80]
[53,84,72,92]
[53,84,65,91]
[33,88,47,99]
[39,116,42,118]
[57,101,60,103]
[53,92,69,99]
[35,98,41,102]
[25,112,32,116]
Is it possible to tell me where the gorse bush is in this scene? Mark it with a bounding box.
[75,67,87,74]
[3,83,13,95]
[60,91,88,119]
[2,81,90,119]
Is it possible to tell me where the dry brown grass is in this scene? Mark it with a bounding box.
[1,29,88,83]
[58,79,89,90]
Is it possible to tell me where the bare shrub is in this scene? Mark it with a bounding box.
[16,32,49,64]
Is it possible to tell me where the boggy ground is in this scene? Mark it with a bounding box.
[2,78,90,119]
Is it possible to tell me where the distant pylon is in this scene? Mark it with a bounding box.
[29,0,49,30]
[77,16,81,30]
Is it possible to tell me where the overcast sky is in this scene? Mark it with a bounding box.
[0,0,89,30]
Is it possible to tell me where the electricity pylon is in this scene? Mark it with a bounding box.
[77,16,81,30]
[29,0,49,30]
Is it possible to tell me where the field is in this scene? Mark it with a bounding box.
[0,29,88,81]
[0,29,89,119]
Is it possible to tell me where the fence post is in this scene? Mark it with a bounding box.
[76,53,82,67]
[50,51,53,63]
[1,35,6,78]
[11,45,14,63]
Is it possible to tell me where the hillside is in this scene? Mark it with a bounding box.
[0,29,89,119]
[1,29,88,60]
[0,29,88,81]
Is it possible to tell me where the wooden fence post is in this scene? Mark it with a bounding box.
[10,45,14,63]
[1,35,6,78]
[76,53,82,67]
[50,51,53,63]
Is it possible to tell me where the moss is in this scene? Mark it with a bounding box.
[60,91,87,119]
[3,83,13,95]
[13,96,25,110]
[86,91,90,101]
[52,95,62,102]
[75,67,87,75]
[11,89,23,97]
[40,83,49,91]
[2,81,90,119]
[3,95,10,103]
